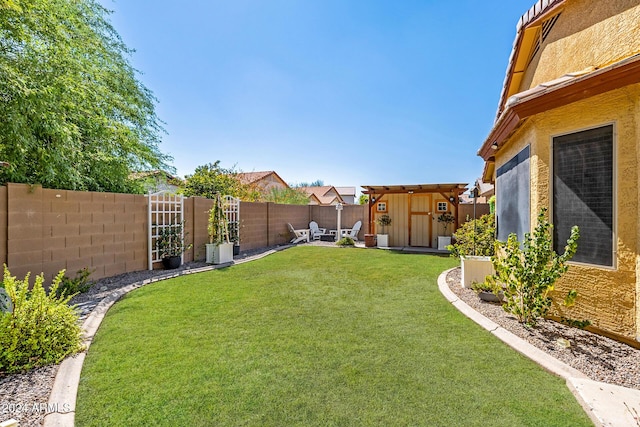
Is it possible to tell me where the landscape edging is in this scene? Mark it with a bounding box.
[43,247,289,427]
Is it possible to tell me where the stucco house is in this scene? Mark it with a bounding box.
[237,171,289,194]
[335,186,357,204]
[300,186,345,206]
[130,170,183,193]
[478,0,640,345]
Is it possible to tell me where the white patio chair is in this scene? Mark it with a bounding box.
[287,223,310,244]
[340,220,362,241]
[309,221,327,240]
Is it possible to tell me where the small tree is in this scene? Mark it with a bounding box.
[448,214,495,258]
[437,213,456,235]
[489,208,579,326]
[208,194,231,245]
[182,161,249,199]
[263,187,309,205]
[376,214,392,234]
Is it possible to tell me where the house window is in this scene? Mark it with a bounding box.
[553,125,614,267]
[376,202,387,212]
[496,146,530,242]
[437,201,448,212]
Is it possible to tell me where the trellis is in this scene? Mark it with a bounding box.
[223,195,240,245]
[146,190,185,270]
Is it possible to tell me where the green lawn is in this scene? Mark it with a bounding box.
[76,247,591,426]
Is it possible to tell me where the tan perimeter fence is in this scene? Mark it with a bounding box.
[0,183,368,283]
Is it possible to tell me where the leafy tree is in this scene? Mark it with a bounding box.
[263,187,309,205]
[0,0,171,192]
[358,194,368,205]
[182,161,251,199]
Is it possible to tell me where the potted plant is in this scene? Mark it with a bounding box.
[471,277,505,303]
[206,194,234,264]
[156,220,191,269]
[376,214,392,248]
[437,212,455,250]
[447,214,495,288]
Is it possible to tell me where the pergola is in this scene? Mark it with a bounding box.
[361,183,468,244]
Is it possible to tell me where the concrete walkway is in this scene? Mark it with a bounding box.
[438,268,640,427]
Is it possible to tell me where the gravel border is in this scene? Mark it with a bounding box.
[445,267,640,390]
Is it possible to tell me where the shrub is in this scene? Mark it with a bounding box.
[489,208,579,327]
[336,237,355,247]
[448,214,495,258]
[0,267,83,374]
[55,267,94,298]
[376,214,392,234]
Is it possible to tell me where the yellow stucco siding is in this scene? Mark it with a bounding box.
[494,84,640,341]
[521,0,640,91]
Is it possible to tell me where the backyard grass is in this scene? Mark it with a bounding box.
[76,246,592,426]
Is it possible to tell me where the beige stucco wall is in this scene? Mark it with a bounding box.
[521,0,640,91]
[494,84,640,342]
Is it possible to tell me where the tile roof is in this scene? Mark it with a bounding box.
[236,171,276,184]
[299,186,345,205]
[496,0,566,119]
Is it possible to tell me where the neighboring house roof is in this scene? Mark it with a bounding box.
[476,180,494,198]
[236,171,289,188]
[299,186,345,205]
[335,186,356,197]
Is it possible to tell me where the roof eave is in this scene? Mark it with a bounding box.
[479,54,640,161]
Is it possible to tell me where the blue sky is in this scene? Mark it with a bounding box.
[100,0,534,191]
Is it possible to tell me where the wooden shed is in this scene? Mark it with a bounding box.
[362,184,468,248]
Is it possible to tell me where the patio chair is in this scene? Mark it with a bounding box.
[287,223,310,244]
[309,221,327,240]
[340,220,362,241]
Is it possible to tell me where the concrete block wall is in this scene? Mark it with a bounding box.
[310,205,368,240]
[6,183,147,282]
[0,186,6,267]
[458,203,491,224]
[239,202,269,251]
[0,183,368,283]
[268,203,309,246]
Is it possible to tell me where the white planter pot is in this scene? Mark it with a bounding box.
[376,234,389,248]
[461,256,494,289]
[206,243,234,264]
[437,236,452,251]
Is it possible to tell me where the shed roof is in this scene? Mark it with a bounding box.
[361,183,468,195]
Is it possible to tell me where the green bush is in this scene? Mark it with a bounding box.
[448,214,496,258]
[489,209,579,327]
[56,267,94,298]
[0,267,83,374]
[336,237,355,247]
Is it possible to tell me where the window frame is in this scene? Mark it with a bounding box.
[436,201,448,212]
[550,122,617,269]
[376,201,387,213]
